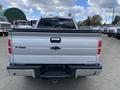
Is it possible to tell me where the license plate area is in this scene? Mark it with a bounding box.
[34,65,75,78]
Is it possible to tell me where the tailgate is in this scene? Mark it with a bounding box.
[9,30,101,64]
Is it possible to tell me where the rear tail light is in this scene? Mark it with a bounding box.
[98,40,102,47]
[8,39,11,47]
[98,40,102,55]
[98,48,101,55]
[8,48,12,54]
[8,39,12,54]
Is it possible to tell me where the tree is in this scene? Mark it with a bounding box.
[85,16,91,26]
[78,16,91,26]
[0,3,4,16]
[91,15,102,26]
[4,8,27,23]
[0,3,2,10]
[78,15,102,27]
[112,15,120,25]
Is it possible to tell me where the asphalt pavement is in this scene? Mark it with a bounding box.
[0,35,120,90]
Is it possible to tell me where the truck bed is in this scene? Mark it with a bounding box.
[7,28,102,78]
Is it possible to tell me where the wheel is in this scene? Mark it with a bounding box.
[108,34,112,37]
[116,36,120,40]
[76,76,89,80]
[24,76,33,79]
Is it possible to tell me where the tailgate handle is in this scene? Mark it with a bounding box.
[50,37,61,43]
[50,46,61,50]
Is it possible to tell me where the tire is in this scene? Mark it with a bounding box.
[76,76,88,80]
[24,76,33,79]
[108,34,112,37]
[116,36,120,40]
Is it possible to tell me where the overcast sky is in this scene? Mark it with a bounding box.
[0,0,120,23]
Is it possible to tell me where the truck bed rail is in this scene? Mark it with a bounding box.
[11,28,101,33]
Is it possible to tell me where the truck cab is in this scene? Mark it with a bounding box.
[0,16,11,31]
[36,16,78,29]
[107,26,120,39]
[7,17,102,79]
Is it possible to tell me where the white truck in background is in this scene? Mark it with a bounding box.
[13,20,33,29]
[7,17,102,79]
[107,26,120,39]
[0,16,11,31]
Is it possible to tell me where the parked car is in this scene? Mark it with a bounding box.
[30,20,38,27]
[101,27,109,34]
[108,27,120,39]
[107,26,120,39]
[116,27,120,39]
[92,26,103,33]
[7,17,102,79]
[107,27,115,37]
[92,26,100,31]
[13,20,33,29]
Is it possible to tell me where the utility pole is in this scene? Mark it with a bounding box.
[112,7,115,23]
[109,7,115,25]
[0,3,2,10]
[0,3,3,16]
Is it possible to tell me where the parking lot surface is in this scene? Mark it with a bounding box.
[0,35,120,90]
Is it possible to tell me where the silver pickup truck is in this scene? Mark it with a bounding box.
[7,17,102,79]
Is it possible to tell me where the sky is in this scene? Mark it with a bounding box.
[0,0,120,23]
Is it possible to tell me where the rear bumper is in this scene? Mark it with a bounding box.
[114,33,120,37]
[107,33,114,35]
[108,33,120,36]
[7,64,102,78]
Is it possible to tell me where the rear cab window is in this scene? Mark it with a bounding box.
[37,17,76,29]
[117,28,120,33]
[109,29,115,33]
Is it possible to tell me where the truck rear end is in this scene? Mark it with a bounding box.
[7,29,102,78]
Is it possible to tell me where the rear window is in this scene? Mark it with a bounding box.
[15,21,30,26]
[109,29,115,33]
[0,17,8,22]
[117,28,120,33]
[37,18,76,29]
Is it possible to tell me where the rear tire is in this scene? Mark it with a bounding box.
[24,76,33,79]
[77,76,88,79]
[108,34,112,37]
[116,36,120,40]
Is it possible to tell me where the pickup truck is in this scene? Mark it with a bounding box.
[13,20,33,29]
[7,17,102,79]
[107,26,120,39]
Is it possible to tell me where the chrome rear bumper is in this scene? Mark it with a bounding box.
[8,69,35,77]
[7,64,102,78]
